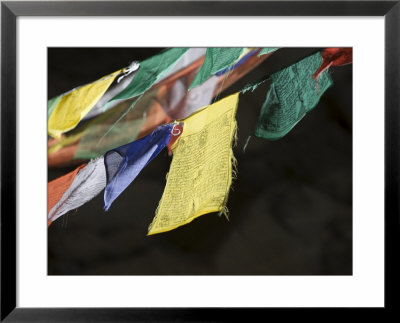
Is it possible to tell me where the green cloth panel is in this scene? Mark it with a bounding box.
[188,47,245,90]
[258,48,279,56]
[255,51,333,140]
[74,88,160,159]
[47,95,62,119]
[104,48,189,110]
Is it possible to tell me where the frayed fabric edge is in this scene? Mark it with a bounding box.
[218,119,238,222]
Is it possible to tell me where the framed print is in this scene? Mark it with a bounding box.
[1,0,399,321]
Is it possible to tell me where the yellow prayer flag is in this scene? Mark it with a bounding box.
[48,69,124,139]
[148,93,239,235]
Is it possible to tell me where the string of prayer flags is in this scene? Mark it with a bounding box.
[47,49,194,159]
[313,47,353,80]
[48,124,180,224]
[188,47,245,90]
[74,70,217,160]
[74,49,206,157]
[83,49,205,122]
[104,48,189,109]
[255,51,333,140]
[48,157,106,225]
[48,83,174,161]
[49,69,217,161]
[47,47,191,136]
[258,48,279,56]
[48,47,270,167]
[47,47,352,234]
[103,123,175,211]
[48,68,125,139]
[148,93,239,235]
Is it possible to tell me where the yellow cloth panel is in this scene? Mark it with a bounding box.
[48,69,123,139]
[148,93,239,235]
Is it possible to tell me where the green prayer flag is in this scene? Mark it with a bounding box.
[105,48,189,108]
[255,51,333,140]
[188,47,245,90]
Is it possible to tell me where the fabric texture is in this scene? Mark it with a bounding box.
[48,157,106,224]
[104,123,173,211]
[188,48,245,90]
[105,48,189,109]
[215,49,258,76]
[148,93,239,235]
[47,95,62,119]
[255,51,333,140]
[48,68,124,138]
[48,163,86,218]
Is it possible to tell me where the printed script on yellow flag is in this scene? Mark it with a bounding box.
[48,68,124,139]
[148,93,239,235]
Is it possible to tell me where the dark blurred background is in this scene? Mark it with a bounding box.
[48,48,352,275]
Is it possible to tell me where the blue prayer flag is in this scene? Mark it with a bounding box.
[104,123,173,211]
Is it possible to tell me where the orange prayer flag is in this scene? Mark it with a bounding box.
[47,163,86,226]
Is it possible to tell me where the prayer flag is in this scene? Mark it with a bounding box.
[48,157,106,224]
[188,48,245,90]
[48,163,86,225]
[255,51,333,140]
[104,123,174,211]
[148,93,239,235]
[48,68,124,139]
[313,47,353,80]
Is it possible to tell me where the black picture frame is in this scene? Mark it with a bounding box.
[1,0,399,321]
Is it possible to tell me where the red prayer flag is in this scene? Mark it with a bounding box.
[313,48,353,80]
